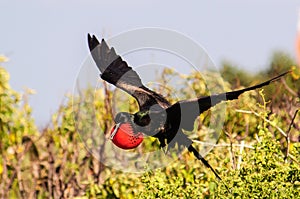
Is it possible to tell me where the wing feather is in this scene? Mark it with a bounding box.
[88,34,170,110]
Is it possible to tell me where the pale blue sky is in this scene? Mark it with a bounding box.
[1,0,299,126]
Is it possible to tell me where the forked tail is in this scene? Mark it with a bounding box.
[188,145,230,191]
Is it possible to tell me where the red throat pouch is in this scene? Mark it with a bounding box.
[110,123,143,150]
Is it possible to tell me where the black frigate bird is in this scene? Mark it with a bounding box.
[87,34,289,182]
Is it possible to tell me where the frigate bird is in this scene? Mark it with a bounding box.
[87,33,289,181]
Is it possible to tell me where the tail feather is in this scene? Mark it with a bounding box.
[188,145,230,191]
[187,145,222,181]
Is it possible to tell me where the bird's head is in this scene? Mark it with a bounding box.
[110,112,143,150]
[114,112,132,123]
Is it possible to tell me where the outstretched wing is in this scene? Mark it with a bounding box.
[166,71,290,131]
[88,34,170,110]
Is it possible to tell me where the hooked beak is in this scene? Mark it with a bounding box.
[110,123,121,140]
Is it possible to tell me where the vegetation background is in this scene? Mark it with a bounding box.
[0,52,299,198]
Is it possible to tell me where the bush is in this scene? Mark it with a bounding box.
[0,55,299,198]
[213,98,300,198]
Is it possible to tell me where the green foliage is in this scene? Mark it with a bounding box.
[220,61,255,87]
[0,59,39,198]
[139,169,204,198]
[213,94,300,198]
[264,51,297,75]
[0,53,299,198]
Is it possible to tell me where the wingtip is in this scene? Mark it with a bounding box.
[87,34,108,47]
[101,38,108,46]
[286,70,293,75]
[270,70,291,83]
[281,70,292,76]
[87,33,92,42]
[100,38,109,50]
[87,34,101,50]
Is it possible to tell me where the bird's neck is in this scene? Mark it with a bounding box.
[134,111,150,127]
